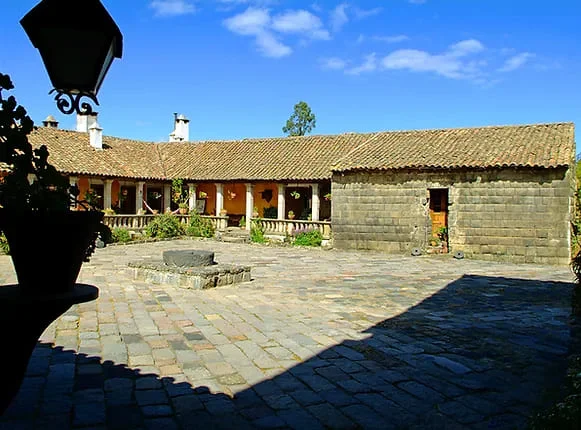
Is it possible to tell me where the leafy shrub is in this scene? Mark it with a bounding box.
[239,216,246,229]
[0,232,9,255]
[112,227,131,243]
[250,221,267,243]
[263,205,277,219]
[145,213,184,238]
[186,212,215,238]
[292,228,322,247]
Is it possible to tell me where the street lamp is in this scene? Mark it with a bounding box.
[20,0,123,115]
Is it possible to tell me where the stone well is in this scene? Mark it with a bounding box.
[129,250,251,290]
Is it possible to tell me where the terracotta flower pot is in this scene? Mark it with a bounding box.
[0,210,103,293]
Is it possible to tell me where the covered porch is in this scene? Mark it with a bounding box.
[191,180,331,230]
[70,175,332,237]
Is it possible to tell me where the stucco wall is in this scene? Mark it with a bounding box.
[332,167,573,265]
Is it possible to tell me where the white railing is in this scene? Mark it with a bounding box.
[252,218,332,239]
[103,214,229,233]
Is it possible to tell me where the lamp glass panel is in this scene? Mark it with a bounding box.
[36,28,111,94]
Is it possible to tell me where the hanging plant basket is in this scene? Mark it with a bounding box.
[0,210,103,293]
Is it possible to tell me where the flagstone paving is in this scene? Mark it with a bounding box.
[0,239,576,429]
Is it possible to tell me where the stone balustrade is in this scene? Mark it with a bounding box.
[252,218,332,239]
[103,214,229,233]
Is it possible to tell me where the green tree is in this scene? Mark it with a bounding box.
[282,101,316,136]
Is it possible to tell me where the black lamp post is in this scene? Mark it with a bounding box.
[20,0,123,115]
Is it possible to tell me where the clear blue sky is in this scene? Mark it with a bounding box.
[0,0,579,145]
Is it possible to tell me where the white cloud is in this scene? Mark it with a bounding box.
[447,39,485,57]
[381,39,486,79]
[223,7,270,35]
[224,6,331,57]
[353,7,383,19]
[150,0,196,17]
[223,8,291,57]
[255,31,292,57]
[498,52,535,72]
[330,3,349,32]
[373,35,410,43]
[320,57,347,70]
[346,53,378,75]
[272,10,330,40]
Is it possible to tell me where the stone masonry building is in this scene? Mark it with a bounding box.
[331,123,575,265]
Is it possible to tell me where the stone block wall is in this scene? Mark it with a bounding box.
[332,167,573,265]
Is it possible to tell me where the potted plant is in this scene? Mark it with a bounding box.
[178,202,189,215]
[252,206,259,218]
[84,188,101,208]
[324,193,332,201]
[438,227,449,253]
[199,191,207,199]
[0,74,103,293]
[287,210,295,220]
[428,236,441,247]
[219,208,227,216]
[171,178,191,214]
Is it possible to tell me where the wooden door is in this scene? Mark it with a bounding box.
[429,189,448,238]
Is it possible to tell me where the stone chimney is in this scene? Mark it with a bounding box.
[76,113,98,133]
[169,113,190,142]
[89,121,103,150]
[42,115,59,128]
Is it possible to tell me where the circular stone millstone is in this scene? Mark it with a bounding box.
[163,250,215,267]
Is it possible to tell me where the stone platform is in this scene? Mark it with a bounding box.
[129,260,251,289]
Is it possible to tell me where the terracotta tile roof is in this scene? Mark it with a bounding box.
[29,122,575,182]
[28,128,167,180]
[157,134,368,181]
[332,122,575,173]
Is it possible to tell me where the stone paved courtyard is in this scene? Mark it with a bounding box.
[0,239,576,429]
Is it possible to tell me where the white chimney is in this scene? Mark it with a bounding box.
[89,121,103,150]
[76,113,98,132]
[169,113,190,142]
[42,115,59,129]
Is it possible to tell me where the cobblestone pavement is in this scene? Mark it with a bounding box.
[0,239,575,429]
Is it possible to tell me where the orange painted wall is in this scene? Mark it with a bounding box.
[223,183,246,215]
[197,183,215,215]
[77,177,90,211]
[194,182,280,217]
[254,182,278,217]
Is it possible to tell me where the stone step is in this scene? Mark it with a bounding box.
[224,228,250,237]
[221,235,249,244]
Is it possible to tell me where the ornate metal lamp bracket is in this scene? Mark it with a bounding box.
[50,89,100,115]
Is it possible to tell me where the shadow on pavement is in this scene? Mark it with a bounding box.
[0,275,575,429]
